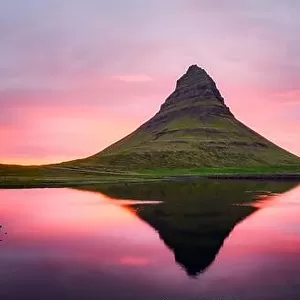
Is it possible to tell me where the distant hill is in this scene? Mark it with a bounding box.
[72,65,299,170]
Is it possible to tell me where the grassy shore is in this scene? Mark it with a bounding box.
[141,165,300,175]
[0,164,299,189]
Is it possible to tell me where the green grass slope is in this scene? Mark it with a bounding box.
[72,84,299,171]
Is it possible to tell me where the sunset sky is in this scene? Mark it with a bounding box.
[1,0,299,165]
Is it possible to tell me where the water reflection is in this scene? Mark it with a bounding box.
[96,180,296,276]
[0,180,298,300]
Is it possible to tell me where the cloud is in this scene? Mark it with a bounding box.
[112,75,153,83]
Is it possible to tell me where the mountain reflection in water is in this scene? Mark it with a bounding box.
[0,180,299,300]
[96,180,297,276]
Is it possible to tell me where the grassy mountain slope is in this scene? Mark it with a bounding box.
[72,65,299,171]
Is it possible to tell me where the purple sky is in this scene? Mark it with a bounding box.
[0,0,299,164]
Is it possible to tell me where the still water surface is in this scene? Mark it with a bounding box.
[0,180,299,300]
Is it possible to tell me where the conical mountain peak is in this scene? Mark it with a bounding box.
[164,65,225,107]
[185,64,206,76]
[179,64,208,82]
[83,65,299,170]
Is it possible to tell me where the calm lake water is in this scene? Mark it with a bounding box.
[0,180,299,300]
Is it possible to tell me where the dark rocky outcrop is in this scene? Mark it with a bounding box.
[162,64,225,107]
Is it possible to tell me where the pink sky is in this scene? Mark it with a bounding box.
[0,1,299,164]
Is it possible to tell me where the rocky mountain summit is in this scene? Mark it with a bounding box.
[144,65,232,131]
[74,65,299,170]
[164,64,225,105]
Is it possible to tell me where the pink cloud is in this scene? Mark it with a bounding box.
[112,75,153,82]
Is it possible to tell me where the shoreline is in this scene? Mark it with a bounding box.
[167,172,300,181]
[0,172,299,189]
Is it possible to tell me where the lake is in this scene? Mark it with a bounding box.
[0,180,299,300]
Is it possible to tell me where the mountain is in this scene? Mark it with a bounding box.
[74,64,299,170]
